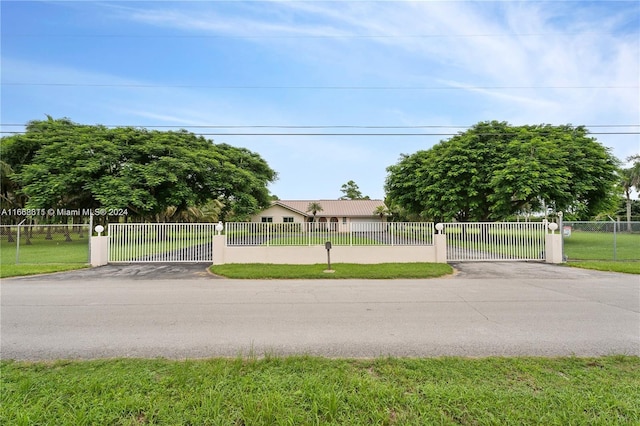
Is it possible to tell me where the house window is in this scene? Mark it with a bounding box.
[283,217,294,223]
[261,217,273,223]
[342,217,347,224]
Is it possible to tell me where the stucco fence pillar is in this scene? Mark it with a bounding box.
[545,222,563,264]
[90,235,109,266]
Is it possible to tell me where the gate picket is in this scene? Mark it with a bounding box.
[108,223,216,263]
[444,222,546,262]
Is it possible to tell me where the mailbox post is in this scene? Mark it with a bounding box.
[325,241,332,271]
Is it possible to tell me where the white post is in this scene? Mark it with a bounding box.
[16,219,26,264]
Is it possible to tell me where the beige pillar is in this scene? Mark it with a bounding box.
[434,233,447,263]
[545,233,563,264]
[213,234,227,265]
[90,236,109,266]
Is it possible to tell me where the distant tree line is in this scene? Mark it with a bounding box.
[2,118,637,226]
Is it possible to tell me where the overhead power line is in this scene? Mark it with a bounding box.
[2,83,636,90]
[1,131,638,137]
[3,32,616,39]
[2,124,637,138]
[2,124,638,129]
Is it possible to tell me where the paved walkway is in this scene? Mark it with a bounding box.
[2,263,638,360]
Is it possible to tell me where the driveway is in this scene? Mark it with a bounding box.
[1,263,638,360]
[11,263,218,281]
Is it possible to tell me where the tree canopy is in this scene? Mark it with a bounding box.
[385,121,619,221]
[339,180,370,200]
[619,155,640,229]
[0,118,277,221]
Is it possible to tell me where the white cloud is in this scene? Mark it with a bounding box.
[4,1,638,198]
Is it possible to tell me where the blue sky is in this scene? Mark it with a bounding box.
[2,0,639,200]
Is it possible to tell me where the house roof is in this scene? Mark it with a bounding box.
[273,199,386,217]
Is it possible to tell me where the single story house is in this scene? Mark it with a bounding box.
[250,199,387,232]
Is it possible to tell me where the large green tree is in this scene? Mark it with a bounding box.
[0,116,60,214]
[385,121,619,221]
[339,180,370,200]
[1,118,277,221]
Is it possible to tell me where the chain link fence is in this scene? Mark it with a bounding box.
[562,221,640,261]
[0,224,91,264]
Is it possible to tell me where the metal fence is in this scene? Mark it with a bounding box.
[443,222,547,262]
[108,223,217,263]
[225,222,434,246]
[0,224,91,264]
[562,221,640,261]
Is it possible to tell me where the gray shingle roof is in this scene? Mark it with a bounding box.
[274,199,386,217]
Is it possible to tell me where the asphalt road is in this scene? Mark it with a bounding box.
[1,263,638,360]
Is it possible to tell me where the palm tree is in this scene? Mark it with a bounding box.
[0,160,18,209]
[373,205,390,220]
[621,155,640,231]
[157,199,225,223]
[306,202,323,223]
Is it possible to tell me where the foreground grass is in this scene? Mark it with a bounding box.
[1,356,638,425]
[0,263,89,279]
[567,260,640,274]
[211,262,453,279]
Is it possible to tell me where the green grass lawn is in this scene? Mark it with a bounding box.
[211,263,453,279]
[1,356,637,425]
[566,260,640,274]
[0,264,90,279]
[563,232,639,261]
[1,239,89,264]
[1,237,89,278]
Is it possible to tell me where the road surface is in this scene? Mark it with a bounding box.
[1,263,638,359]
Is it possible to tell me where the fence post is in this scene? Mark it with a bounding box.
[349,222,352,246]
[88,213,93,264]
[613,219,617,261]
[545,222,563,263]
[434,223,447,263]
[213,233,226,265]
[90,224,109,267]
[391,222,395,246]
[558,212,564,261]
[15,219,25,264]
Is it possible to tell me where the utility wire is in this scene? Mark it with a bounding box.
[2,124,637,137]
[2,83,636,90]
[2,124,638,129]
[2,131,638,136]
[3,32,617,39]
